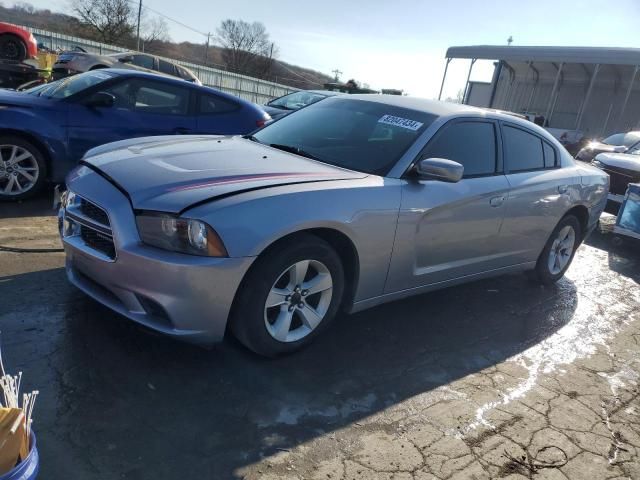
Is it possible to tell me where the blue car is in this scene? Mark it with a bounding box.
[0,69,270,200]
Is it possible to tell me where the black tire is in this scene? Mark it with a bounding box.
[532,215,581,285]
[0,136,48,201]
[0,34,27,62]
[230,233,345,357]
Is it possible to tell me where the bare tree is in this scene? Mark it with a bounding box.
[71,0,135,45]
[141,16,170,50]
[216,19,276,78]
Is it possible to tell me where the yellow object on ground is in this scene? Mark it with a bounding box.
[0,407,27,475]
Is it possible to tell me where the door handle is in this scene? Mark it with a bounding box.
[558,185,568,194]
[174,127,191,135]
[489,195,505,207]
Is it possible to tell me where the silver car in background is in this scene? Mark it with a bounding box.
[52,51,201,84]
[59,96,609,356]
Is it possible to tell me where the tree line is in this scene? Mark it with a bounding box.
[1,1,332,87]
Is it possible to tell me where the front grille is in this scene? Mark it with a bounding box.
[80,225,116,259]
[603,168,637,196]
[64,194,116,260]
[80,198,110,226]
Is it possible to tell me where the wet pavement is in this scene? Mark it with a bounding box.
[1,196,639,479]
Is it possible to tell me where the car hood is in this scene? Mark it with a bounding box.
[81,135,367,213]
[595,152,640,172]
[0,89,54,107]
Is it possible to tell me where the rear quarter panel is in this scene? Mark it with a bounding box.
[185,177,403,302]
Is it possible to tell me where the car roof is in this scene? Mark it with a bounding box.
[340,94,489,117]
[105,68,258,107]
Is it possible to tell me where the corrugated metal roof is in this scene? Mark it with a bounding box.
[446,45,640,66]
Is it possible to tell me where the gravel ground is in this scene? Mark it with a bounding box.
[0,197,638,479]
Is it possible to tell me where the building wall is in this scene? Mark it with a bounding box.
[471,62,640,137]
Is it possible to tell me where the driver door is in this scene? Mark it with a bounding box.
[66,77,195,162]
[385,119,511,293]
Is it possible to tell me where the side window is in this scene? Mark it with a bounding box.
[199,93,239,114]
[422,121,497,177]
[503,126,545,172]
[543,142,557,168]
[102,79,190,115]
[131,54,154,70]
[158,60,176,76]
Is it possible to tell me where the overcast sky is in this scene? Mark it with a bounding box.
[24,0,640,98]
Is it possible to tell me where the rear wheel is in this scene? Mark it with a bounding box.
[0,137,47,201]
[533,215,581,285]
[230,234,344,356]
[0,34,27,62]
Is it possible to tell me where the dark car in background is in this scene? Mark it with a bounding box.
[575,131,640,163]
[262,89,342,120]
[0,69,269,200]
[52,51,201,84]
[592,150,640,214]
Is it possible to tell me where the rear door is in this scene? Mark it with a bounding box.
[498,122,576,265]
[195,91,250,135]
[386,118,511,292]
[66,77,196,161]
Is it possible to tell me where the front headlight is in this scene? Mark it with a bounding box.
[136,215,228,257]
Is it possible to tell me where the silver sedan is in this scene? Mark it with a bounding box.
[59,96,609,356]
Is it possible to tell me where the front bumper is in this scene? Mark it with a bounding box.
[60,166,255,346]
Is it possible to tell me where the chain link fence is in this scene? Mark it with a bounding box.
[22,26,298,104]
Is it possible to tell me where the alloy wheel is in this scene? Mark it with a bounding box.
[264,259,333,343]
[0,145,39,196]
[547,225,576,275]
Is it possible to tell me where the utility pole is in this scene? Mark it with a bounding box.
[204,32,211,65]
[136,0,143,51]
[332,69,342,82]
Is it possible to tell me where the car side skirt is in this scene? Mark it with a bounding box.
[348,261,537,314]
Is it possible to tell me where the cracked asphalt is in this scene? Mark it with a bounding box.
[1,195,639,479]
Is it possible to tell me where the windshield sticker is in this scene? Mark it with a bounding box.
[378,114,423,131]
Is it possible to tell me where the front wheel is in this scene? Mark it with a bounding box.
[533,215,581,285]
[230,234,345,356]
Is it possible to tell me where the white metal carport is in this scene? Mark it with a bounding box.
[441,45,640,137]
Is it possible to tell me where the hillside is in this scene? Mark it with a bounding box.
[0,4,333,89]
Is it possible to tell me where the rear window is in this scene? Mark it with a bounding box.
[253,98,436,176]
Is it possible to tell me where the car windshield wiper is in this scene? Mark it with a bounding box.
[243,135,262,144]
[269,144,322,161]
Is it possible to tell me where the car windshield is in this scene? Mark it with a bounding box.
[603,132,640,147]
[26,70,116,99]
[267,91,328,110]
[253,98,436,176]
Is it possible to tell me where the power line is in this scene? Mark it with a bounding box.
[125,0,209,38]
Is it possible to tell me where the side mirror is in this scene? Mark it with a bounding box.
[85,91,115,108]
[612,145,627,153]
[118,55,134,63]
[415,157,464,183]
